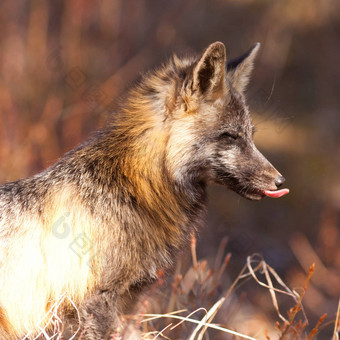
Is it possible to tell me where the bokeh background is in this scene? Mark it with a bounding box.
[0,0,339,339]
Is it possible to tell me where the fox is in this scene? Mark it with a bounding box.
[0,41,289,339]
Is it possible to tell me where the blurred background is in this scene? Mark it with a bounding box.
[0,0,339,338]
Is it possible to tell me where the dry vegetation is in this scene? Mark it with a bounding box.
[24,235,339,339]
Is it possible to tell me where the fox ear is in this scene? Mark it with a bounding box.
[192,42,226,95]
[227,43,260,93]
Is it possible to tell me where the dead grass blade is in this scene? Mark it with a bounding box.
[141,312,257,340]
[142,309,188,323]
[151,323,173,340]
[191,234,198,269]
[307,313,327,340]
[334,297,340,340]
[288,263,314,324]
[190,297,225,340]
[214,236,229,271]
[246,254,308,324]
[22,293,80,340]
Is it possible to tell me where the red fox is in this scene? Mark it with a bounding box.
[0,41,288,339]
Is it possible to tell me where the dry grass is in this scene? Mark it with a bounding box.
[23,235,339,340]
[21,294,80,340]
[133,237,337,340]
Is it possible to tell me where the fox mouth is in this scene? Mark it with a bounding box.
[241,187,290,201]
[263,188,289,198]
[213,168,290,201]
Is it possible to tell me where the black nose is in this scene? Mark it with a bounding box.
[275,176,285,188]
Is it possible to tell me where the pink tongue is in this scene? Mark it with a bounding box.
[264,188,290,198]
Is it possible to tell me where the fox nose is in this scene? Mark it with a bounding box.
[275,176,285,188]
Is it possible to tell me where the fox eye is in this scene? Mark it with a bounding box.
[218,131,238,140]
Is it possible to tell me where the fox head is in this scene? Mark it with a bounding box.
[166,42,289,200]
[124,41,288,201]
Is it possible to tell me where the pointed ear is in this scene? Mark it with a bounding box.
[192,42,226,95]
[227,43,260,93]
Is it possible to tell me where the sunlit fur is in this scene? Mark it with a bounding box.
[0,41,283,339]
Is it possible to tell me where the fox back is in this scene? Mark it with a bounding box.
[0,41,287,339]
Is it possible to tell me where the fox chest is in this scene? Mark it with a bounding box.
[95,205,205,292]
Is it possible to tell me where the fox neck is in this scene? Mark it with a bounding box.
[75,118,207,248]
[106,92,207,207]
[112,124,206,221]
